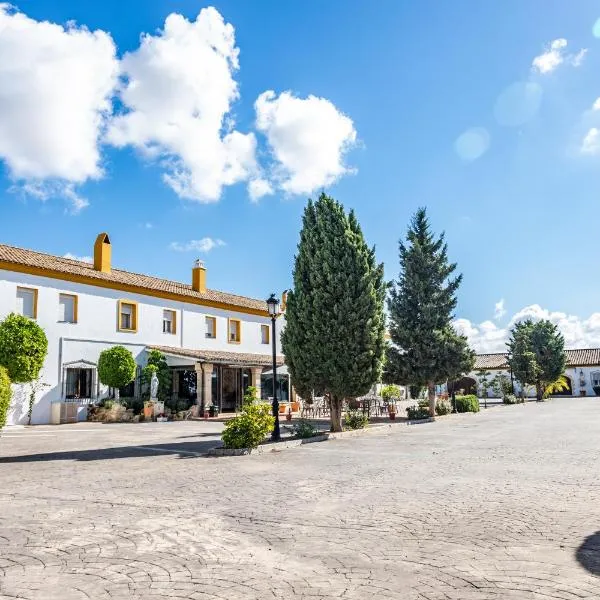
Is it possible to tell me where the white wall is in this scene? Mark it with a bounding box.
[0,269,280,424]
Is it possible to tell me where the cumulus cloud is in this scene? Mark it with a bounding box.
[63,253,92,263]
[106,8,260,203]
[255,90,357,195]
[581,128,600,154]
[169,238,225,253]
[455,304,600,353]
[531,38,587,74]
[0,6,358,209]
[593,98,600,111]
[0,4,118,209]
[494,298,506,320]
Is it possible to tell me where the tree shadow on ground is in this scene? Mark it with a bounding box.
[0,440,220,462]
[576,531,600,576]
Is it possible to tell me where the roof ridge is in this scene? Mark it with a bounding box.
[0,241,265,305]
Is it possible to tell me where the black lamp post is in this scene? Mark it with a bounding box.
[266,293,281,442]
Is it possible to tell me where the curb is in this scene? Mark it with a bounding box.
[208,423,395,456]
[406,417,435,425]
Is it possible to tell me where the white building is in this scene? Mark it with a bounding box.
[0,233,290,425]
[454,350,600,398]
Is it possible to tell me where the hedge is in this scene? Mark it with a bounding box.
[455,394,480,413]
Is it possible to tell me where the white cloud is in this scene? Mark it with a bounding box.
[581,127,600,154]
[13,181,90,214]
[0,5,118,207]
[592,98,600,111]
[248,178,274,202]
[169,238,225,253]
[455,303,600,353]
[494,298,506,320]
[63,253,92,263]
[531,38,586,74]
[107,7,259,203]
[255,90,357,195]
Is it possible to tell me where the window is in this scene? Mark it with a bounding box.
[65,368,93,399]
[261,324,270,344]
[16,287,37,319]
[163,309,176,334]
[205,316,216,339]
[591,371,600,387]
[228,318,241,343]
[59,294,77,323]
[118,300,138,332]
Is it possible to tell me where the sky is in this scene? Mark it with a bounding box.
[2,0,600,353]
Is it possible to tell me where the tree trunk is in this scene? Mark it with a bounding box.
[114,387,120,401]
[536,383,543,402]
[330,395,343,432]
[427,382,436,418]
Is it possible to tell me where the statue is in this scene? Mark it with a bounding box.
[150,371,159,401]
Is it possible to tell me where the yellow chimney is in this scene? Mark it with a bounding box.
[93,233,111,273]
[192,259,206,293]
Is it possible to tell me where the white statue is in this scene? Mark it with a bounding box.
[150,371,159,400]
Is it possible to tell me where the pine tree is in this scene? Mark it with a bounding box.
[507,319,566,401]
[282,193,386,432]
[386,208,474,416]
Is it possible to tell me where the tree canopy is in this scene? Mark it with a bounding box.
[98,346,136,400]
[0,313,48,384]
[507,319,566,401]
[282,193,386,431]
[386,208,474,415]
[0,366,11,429]
[143,349,171,402]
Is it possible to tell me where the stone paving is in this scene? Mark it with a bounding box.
[0,398,599,599]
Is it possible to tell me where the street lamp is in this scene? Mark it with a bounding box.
[266,293,281,441]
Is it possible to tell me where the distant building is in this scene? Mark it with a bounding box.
[453,350,600,397]
[0,233,290,425]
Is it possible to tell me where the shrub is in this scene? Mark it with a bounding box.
[381,384,401,401]
[435,400,451,415]
[243,385,259,407]
[344,410,369,430]
[406,404,431,420]
[455,394,480,413]
[121,397,144,414]
[293,419,319,439]
[221,403,275,449]
[0,313,48,383]
[98,346,136,399]
[0,366,11,429]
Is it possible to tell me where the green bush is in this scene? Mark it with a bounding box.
[409,385,424,399]
[503,394,524,405]
[0,313,48,383]
[406,404,431,420]
[344,410,369,430]
[98,346,136,397]
[435,400,451,415]
[381,384,401,401]
[455,394,480,413]
[221,403,275,449]
[121,397,144,414]
[0,366,11,429]
[293,419,319,439]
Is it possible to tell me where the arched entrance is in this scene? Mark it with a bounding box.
[449,376,477,396]
[549,375,573,396]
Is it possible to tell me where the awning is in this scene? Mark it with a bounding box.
[147,345,285,368]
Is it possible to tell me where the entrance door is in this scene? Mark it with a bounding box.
[221,368,239,411]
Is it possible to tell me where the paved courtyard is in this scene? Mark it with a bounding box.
[0,398,599,599]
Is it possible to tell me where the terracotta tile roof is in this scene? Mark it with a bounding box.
[475,349,600,370]
[0,242,268,313]
[148,345,284,367]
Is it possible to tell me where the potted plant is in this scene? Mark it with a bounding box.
[156,412,168,423]
[388,401,397,420]
[143,400,154,419]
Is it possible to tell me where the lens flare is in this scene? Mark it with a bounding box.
[454,127,490,161]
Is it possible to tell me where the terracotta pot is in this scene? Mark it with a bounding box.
[285,412,292,421]
[143,406,154,419]
[389,412,396,420]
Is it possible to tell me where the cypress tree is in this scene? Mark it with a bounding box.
[282,193,386,431]
[386,208,474,416]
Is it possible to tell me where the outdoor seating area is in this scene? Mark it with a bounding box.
[299,394,407,419]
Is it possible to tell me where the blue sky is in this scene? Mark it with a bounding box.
[2,1,600,351]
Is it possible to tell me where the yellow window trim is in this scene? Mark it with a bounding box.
[59,293,78,324]
[261,324,270,344]
[118,299,138,332]
[206,316,217,339]
[163,309,176,335]
[17,286,38,319]
[228,317,242,344]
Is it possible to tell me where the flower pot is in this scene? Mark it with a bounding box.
[389,412,396,420]
[143,406,154,419]
[285,412,292,421]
